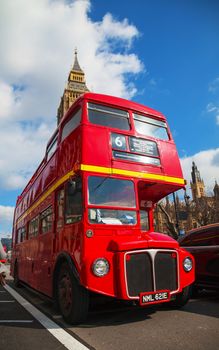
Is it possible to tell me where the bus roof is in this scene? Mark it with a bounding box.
[64,92,166,122]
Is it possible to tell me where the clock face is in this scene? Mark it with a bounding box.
[68,81,86,90]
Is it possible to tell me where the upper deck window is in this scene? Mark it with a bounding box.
[61,108,81,141]
[88,103,130,131]
[47,135,58,160]
[133,113,169,141]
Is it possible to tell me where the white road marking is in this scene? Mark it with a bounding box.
[0,300,15,303]
[0,320,34,323]
[0,291,6,293]
[5,285,90,350]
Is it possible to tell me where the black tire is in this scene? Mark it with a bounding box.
[57,262,89,324]
[169,286,190,308]
[13,262,21,288]
[189,284,200,298]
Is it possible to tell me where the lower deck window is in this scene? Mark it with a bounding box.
[41,207,53,234]
[28,216,39,239]
[17,227,26,243]
[65,178,83,224]
[140,211,149,231]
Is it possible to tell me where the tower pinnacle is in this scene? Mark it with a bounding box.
[57,50,89,124]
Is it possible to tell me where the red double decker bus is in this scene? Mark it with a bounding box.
[11,93,194,323]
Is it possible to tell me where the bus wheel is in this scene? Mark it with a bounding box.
[190,284,200,298]
[57,263,89,324]
[169,286,190,308]
[14,262,21,288]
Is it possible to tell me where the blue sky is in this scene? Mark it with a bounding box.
[0,0,218,236]
[92,0,219,153]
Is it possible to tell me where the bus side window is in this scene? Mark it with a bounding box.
[65,178,82,224]
[28,216,39,239]
[140,210,149,231]
[61,108,81,142]
[40,207,53,234]
[16,228,20,244]
[46,134,58,160]
[56,189,65,230]
[19,227,26,243]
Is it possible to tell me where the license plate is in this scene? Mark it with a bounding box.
[140,290,170,306]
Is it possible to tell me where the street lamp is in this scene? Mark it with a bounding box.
[172,191,179,232]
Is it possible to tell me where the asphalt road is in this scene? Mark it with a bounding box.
[1,277,219,350]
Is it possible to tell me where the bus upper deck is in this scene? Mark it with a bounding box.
[14,92,185,223]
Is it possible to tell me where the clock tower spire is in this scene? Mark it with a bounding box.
[57,49,89,124]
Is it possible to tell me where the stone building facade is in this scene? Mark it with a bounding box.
[155,162,219,236]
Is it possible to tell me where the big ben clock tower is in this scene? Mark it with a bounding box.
[57,49,89,124]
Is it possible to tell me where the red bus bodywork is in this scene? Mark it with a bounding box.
[11,93,194,323]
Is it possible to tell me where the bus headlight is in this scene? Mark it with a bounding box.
[92,258,110,277]
[183,257,193,272]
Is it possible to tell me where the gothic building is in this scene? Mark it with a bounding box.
[190,161,205,200]
[57,50,89,124]
[155,162,219,236]
[214,181,219,201]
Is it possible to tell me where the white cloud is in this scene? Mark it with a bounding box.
[206,102,219,125]
[206,77,219,125]
[0,205,14,236]
[0,0,143,190]
[0,81,21,120]
[206,102,218,113]
[208,77,219,93]
[180,148,219,196]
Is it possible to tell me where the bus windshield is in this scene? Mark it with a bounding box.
[88,176,137,225]
[88,176,136,207]
[133,113,169,141]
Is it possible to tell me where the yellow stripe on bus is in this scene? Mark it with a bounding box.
[17,170,75,224]
[80,164,185,185]
[16,164,184,224]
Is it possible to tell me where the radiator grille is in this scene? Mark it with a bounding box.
[126,253,153,296]
[155,252,177,291]
[125,250,178,297]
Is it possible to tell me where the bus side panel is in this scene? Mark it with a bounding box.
[41,152,57,190]
[58,127,82,178]
[82,126,111,167]
[37,230,54,296]
[54,222,84,275]
[158,141,183,179]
